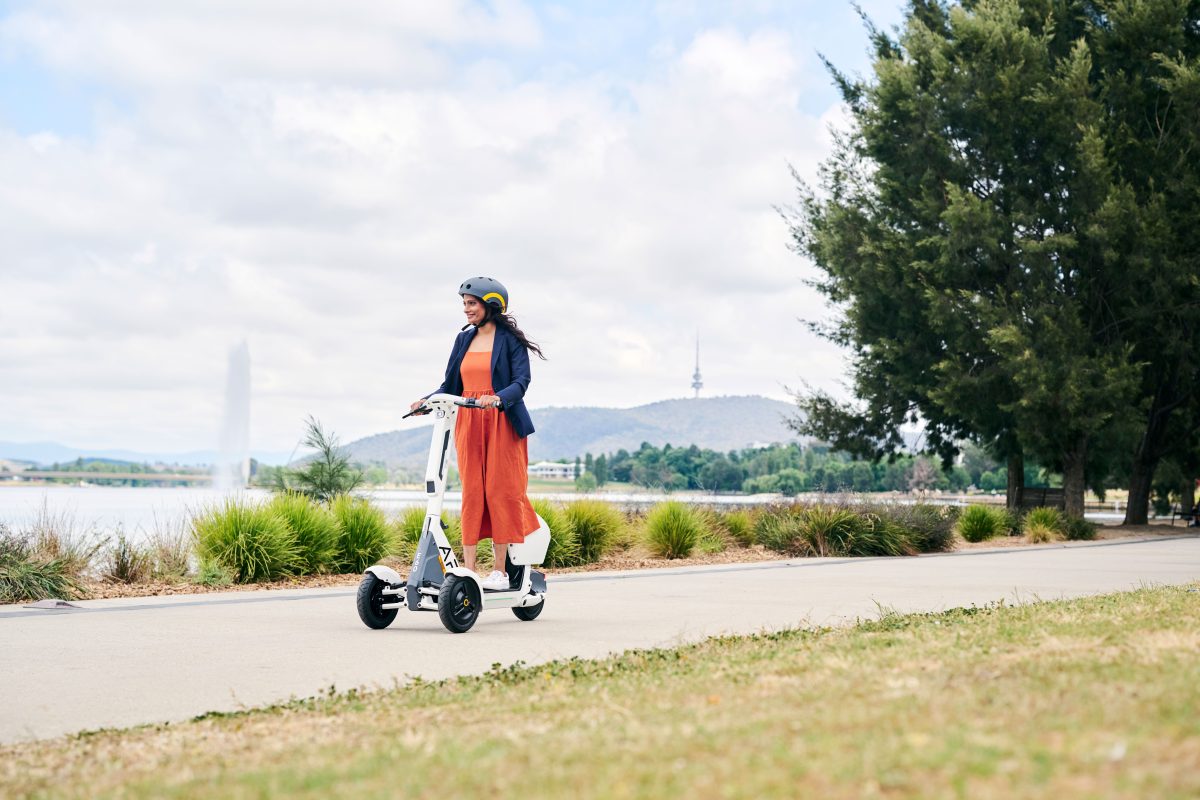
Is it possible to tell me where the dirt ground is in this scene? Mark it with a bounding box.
[75,521,1197,601]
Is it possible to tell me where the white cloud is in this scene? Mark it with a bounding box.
[0,5,853,454]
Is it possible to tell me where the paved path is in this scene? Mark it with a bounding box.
[1,536,1197,744]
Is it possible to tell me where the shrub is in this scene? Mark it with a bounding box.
[1064,516,1098,541]
[193,499,299,583]
[1023,506,1064,543]
[531,500,582,568]
[193,557,233,587]
[330,495,395,573]
[717,509,755,548]
[644,501,705,559]
[563,500,624,563]
[268,493,339,574]
[0,526,83,602]
[102,533,152,584]
[957,505,1007,543]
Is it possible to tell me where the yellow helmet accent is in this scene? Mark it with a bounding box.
[482,291,507,312]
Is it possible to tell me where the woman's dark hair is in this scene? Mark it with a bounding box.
[489,307,546,360]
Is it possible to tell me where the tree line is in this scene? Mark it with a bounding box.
[789,0,1199,521]
[579,441,1026,496]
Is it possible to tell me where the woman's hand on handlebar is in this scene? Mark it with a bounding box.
[477,395,502,408]
[410,399,425,411]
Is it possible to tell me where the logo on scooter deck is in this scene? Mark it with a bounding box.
[438,546,457,570]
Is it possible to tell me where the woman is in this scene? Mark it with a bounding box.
[411,277,545,591]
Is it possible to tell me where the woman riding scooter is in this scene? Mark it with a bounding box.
[411,277,545,591]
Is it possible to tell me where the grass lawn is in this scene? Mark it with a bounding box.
[3,584,1198,799]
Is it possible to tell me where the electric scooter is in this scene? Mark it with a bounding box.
[356,393,549,633]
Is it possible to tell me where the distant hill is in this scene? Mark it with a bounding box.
[338,395,804,468]
[0,441,294,467]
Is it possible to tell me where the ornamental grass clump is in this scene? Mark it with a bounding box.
[854,511,918,557]
[330,495,395,574]
[102,533,152,584]
[643,501,705,559]
[1023,507,1064,543]
[393,506,426,562]
[795,505,868,556]
[392,509,468,565]
[563,500,624,563]
[147,520,191,580]
[883,503,958,553]
[718,509,755,548]
[753,506,805,555]
[0,524,83,602]
[956,504,1007,543]
[268,493,339,574]
[531,500,582,568]
[193,499,299,583]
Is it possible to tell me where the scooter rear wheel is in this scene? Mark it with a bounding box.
[357,574,399,629]
[512,599,544,621]
[438,575,480,633]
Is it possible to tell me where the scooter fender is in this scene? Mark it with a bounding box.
[444,567,483,606]
[364,564,404,586]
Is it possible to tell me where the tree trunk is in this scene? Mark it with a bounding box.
[1005,450,1023,514]
[1124,403,1174,525]
[1124,461,1154,525]
[1062,436,1088,519]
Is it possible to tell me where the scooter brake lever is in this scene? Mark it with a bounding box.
[402,406,432,419]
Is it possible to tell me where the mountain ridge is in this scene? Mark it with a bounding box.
[340,395,804,468]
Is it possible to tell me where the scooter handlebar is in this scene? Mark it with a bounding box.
[403,393,494,419]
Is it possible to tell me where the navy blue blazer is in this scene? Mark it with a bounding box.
[429,324,536,439]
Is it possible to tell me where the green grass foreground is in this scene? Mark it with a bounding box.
[4,585,1199,799]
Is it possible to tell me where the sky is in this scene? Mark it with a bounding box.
[0,0,908,457]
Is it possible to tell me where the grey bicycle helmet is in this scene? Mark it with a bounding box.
[458,277,508,313]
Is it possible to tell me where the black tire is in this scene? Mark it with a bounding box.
[357,573,398,630]
[512,598,544,621]
[438,575,480,633]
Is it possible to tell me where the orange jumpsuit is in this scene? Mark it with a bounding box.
[456,349,540,546]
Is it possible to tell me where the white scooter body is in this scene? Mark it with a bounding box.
[358,393,549,633]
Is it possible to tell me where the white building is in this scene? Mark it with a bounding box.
[528,461,576,480]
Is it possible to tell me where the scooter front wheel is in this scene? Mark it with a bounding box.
[357,573,399,629]
[438,575,480,633]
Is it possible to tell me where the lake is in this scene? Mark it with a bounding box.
[0,486,437,542]
[0,484,777,543]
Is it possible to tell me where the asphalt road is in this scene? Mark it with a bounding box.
[1,536,1197,744]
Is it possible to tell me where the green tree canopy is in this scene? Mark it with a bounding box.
[789,0,1200,518]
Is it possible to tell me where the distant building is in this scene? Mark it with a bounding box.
[0,459,32,473]
[528,461,576,480]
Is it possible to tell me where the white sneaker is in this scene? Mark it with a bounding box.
[481,570,509,591]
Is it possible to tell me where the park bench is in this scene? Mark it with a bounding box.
[1169,505,1197,526]
[1019,486,1065,511]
